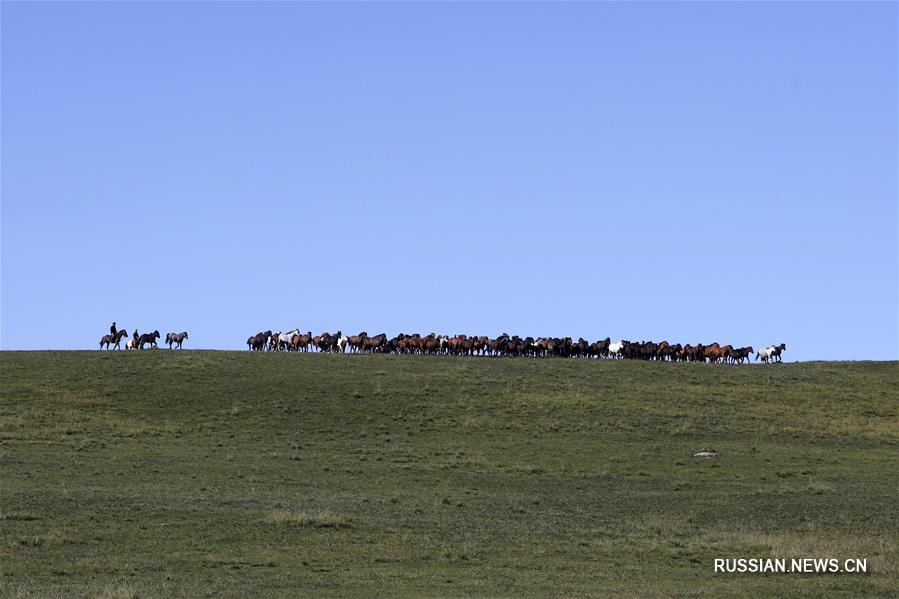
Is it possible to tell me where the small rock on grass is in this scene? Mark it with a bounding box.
[693,450,719,459]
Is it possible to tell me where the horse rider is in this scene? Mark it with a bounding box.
[110,321,117,337]
[132,329,139,350]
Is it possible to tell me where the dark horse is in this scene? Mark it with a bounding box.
[138,330,160,349]
[247,330,272,351]
[166,331,189,349]
[100,329,128,350]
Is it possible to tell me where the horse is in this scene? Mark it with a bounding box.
[264,331,279,351]
[608,340,626,359]
[247,330,272,351]
[100,329,128,350]
[488,335,508,356]
[347,332,368,353]
[656,341,672,361]
[336,332,348,353]
[275,329,300,351]
[291,331,313,352]
[138,330,160,349]
[316,332,338,353]
[591,337,611,359]
[719,345,734,364]
[703,343,723,364]
[166,331,188,349]
[364,333,388,353]
[314,331,347,353]
[729,346,754,364]
[757,343,786,364]
[312,334,325,352]
[769,343,786,362]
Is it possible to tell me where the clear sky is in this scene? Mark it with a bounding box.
[2,2,897,361]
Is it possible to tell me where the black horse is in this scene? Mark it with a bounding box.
[138,330,160,349]
[247,330,272,351]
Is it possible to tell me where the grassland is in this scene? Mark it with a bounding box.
[1,351,896,597]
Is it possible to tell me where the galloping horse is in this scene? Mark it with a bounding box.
[315,331,347,353]
[166,331,189,349]
[757,343,786,364]
[100,329,128,350]
[336,332,349,353]
[290,331,311,352]
[769,343,786,362]
[275,329,300,351]
[347,332,368,353]
[364,333,388,353]
[729,346,754,364]
[138,330,160,349]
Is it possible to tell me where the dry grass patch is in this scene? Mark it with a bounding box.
[268,509,351,528]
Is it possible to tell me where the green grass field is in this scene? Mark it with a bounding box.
[1,351,896,597]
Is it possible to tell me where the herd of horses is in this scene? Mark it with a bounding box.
[100,324,788,363]
[246,330,787,364]
[99,329,189,350]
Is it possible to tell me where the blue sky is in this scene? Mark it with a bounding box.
[2,2,897,360]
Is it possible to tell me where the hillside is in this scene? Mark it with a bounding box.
[1,352,897,597]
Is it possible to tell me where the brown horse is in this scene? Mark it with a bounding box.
[291,331,313,352]
[472,336,489,356]
[312,334,325,352]
[421,334,441,354]
[703,343,723,363]
[364,333,388,352]
[719,345,734,364]
[100,329,128,350]
[347,332,368,353]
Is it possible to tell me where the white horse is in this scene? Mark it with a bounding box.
[276,329,300,351]
[336,332,349,353]
[608,340,626,358]
[756,343,786,364]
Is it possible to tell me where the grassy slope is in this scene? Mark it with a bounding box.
[1,351,896,597]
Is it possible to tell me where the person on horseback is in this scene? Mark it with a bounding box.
[110,321,117,337]
[132,329,139,350]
